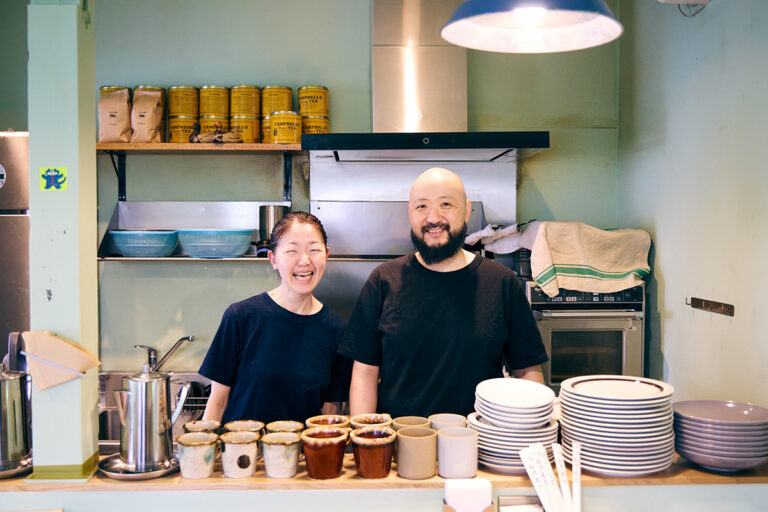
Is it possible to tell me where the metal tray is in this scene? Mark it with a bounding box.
[98,453,179,480]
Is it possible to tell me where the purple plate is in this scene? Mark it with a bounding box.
[674,416,768,433]
[673,400,768,425]
[675,438,768,457]
[674,427,768,446]
[676,446,768,471]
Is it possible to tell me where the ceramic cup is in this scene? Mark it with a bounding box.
[437,427,478,479]
[391,416,430,462]
[261,432,301,478]
[305,414,350,429]
[349,413,392,430]
[350,426,396,478]
[266,420,305,434]
[177,432,219,479]
[220,431,260,478]
[396,427,437,480]
[429,413,467,432]
[224,419,265,433]
[301,426,349,479]
[184,419,220,433]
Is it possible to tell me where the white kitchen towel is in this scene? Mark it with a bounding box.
[465,224,523,253]
[527,221,651,297]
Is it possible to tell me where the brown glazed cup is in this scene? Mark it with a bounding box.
[301,426,349,479]
[350,426,396,478]
[396,426,437,480]
[305,415,350,429]
[349,413,393,430]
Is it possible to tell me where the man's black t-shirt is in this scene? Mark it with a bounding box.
[199,293,352,424]
[338,252,548,417]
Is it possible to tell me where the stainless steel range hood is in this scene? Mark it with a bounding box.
[301,131,550,162]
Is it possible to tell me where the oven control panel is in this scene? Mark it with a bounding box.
[525,280,644,310]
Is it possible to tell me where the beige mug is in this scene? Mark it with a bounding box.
[220,431,260,478]
[396,426,437,480]
[391,416,429,461]
[261,432,301,478]
[224,419,265,433]
[429,413,466,432]
[176,432,218,479]
[184,419,220,433]
[437,427,478,479]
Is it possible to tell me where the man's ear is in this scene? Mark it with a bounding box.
[465,199,472,222]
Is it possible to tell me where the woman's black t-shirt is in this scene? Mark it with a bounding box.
[199,292,352,424]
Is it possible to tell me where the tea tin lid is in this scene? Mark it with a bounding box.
[231,84,260,90]
[299,85,327,91]
[200,85,229,90]
[272,111,299,116]
[135,85,164,90]
[100,85,128,91]
[169,85,198,90]
[263,85,291,90]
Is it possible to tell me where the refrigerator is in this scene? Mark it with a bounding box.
[0,131,29,362]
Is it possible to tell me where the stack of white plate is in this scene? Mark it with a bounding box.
[559,375,675,477]
[470,378,557,474]
[673,400,768,472]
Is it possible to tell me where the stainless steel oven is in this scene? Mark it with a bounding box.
[525,281,645,393]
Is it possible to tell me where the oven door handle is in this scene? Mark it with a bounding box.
[538,311,644,319]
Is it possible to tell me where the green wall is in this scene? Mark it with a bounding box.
[617,1,768,404]
[92,0,621,371]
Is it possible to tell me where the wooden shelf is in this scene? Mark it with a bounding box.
[96,142,302,153]
[2,454,767,492]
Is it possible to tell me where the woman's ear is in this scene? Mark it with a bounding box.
[268,250,278,269]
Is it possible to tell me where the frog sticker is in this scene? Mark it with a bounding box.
[40,167,67,191]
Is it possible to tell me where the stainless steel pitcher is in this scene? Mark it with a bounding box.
[114,338,193,472]
[0,370,32,474]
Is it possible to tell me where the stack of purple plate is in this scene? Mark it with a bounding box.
[673,400,768,472]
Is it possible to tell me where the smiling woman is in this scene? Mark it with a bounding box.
[198,212,352,425]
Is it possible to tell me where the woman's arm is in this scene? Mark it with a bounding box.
[202,381,231,421]
[512,364,545,384]
[321,401,340,415]
[349,360,380,415]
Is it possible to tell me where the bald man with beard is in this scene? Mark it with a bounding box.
[338,168,548,418]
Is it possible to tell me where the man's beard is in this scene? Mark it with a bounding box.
[410,222,468,265]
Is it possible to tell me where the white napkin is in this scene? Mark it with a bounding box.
[445,479,492,512]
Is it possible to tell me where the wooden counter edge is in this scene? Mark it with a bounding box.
[2,456,767,493]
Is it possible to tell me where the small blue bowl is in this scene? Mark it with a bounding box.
[109,230,178,257]
[177,229,254,258]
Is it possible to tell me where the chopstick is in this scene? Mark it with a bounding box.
[552,444,573,512]
[572,442,582,512]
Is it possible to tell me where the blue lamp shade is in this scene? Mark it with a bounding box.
[441,0,623,53]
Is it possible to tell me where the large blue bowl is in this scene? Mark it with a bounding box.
[109,230,178,257]
[177,229,254,258]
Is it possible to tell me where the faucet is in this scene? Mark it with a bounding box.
[152,335,195,373]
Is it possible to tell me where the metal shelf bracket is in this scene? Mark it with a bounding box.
[107,151,127,201]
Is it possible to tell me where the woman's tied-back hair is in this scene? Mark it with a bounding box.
[269,211,328,250]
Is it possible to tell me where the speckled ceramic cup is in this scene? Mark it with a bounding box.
[177,432,218,479]
[391,416,430,462]
[396,427,437,480]
[262,432,301,478]
[301,426,349,479]
[220,431,260,478]
[350,426,396,478]
[266,420,304,434]
[184,419,220,433]
[305,415,350,429]
[437,427,478,479]
[350,413,392,430]
[224,419,265,433]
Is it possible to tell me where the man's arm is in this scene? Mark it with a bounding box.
[202,381,231,421]
[512,364,545,385]
[349,360,380,415]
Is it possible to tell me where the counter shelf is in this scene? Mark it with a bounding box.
[2,454,767,492]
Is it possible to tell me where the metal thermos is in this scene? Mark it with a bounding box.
[0,370,32,474]
[259,205,287,246]
[114,339,193,473]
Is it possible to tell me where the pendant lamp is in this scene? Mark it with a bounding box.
[441,0,623,53]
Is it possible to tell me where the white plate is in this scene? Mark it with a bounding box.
[478,436,557,452]
[561,375,674,402]
[561,431,675,452]
[560,396,672,417]
[561,424,674,443]
[561,440,673,464]
[560,406,672,425]
[560,416,673,435]
[476,378,555,409]
[560,391,672,411]
[474,431,559,446]
[468,413,559,434]
[476,394,554,415]
[479,460,527,474]
[475,401,552,421]
[564,449,673,473]
[561,437,673,459]
[475,400,553,419]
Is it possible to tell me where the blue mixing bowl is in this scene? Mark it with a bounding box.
[177,229,254,258]
[109,230,178,257]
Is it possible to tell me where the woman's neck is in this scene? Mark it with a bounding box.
[268,286,321,315]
